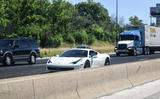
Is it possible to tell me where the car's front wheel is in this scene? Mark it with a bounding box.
[4,54,13,66]
[104,58,110,66]
[29,54,36,64]
[84,61,90,68]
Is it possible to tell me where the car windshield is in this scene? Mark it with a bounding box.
[120,35,134,41]
[0,40,13,48]
[60,50,88,57]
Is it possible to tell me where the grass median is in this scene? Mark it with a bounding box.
[40,41,114,58]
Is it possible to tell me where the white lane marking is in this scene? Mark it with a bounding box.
[139,58,149,61]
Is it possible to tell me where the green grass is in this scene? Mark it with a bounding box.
[40,41,114,58]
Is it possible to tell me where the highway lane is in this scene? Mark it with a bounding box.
[0,59,48,79]
[0,53,160,79]
[110,52,160,65]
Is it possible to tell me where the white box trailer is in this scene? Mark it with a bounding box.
[115,25,160,56]
[142,25,160,47]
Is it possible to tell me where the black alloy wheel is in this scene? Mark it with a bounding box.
[84,61,90,68]
[4,54,13,66]
[104,58,110,66]
[29,54,36,64]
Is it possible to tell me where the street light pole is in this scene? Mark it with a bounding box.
[150,15,152,26]
[116,0,118,46]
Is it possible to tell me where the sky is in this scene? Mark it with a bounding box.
[66,0,160,25]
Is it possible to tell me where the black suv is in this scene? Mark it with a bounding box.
[0,38,40,65]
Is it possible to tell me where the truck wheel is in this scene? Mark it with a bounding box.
[116,53,120,56]
[146,47,150,55]
[142,48,145,55]
[144,48,147,55]
[133,49,137,56]
[128,51,132,56]
[149,49,154,54]
[129,49,137,56]
[143,47,149,55]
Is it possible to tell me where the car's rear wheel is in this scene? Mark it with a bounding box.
[84,61,90,68]
[104,58,110,66]
[29,54,36,64]
[4,54,13,66]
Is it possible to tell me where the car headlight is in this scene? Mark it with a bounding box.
[71,59,82,64]
[128,47,134,50]
[47,59,52,64]
[114,47,117,52]
[0,50,3,55]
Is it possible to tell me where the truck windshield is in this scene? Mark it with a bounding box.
[120,35,135,41]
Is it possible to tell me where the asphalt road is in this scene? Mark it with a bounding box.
[0,53,160,79]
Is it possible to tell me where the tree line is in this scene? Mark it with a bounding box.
[0,0,144,48]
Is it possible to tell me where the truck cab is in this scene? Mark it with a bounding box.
[115,30,142,56]
[115,25,160,56]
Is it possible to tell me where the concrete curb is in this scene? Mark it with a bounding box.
[0,58,159,99]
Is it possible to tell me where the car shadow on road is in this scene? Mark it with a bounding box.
[0,62,35,67]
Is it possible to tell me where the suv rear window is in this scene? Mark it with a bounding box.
[20,40,30,48]
[28,39,38,48]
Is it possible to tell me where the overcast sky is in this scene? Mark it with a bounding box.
[66,0,160,25]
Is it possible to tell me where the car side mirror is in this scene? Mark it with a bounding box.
[93,55,97,58]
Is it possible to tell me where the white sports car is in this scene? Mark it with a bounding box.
[46,46,110,71]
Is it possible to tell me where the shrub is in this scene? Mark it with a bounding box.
[74,30,88,44]
[88,24,105,40]
[52,34,63,47]
[65,34,75,44]
[40,34,63,48]
[5,33,18,38]
[88,34,96,45]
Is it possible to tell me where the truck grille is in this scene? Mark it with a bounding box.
[118,44,127,49]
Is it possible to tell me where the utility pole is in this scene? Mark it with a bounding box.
[150,15,152,26]
[116,0,118,46]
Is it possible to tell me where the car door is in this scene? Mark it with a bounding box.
[12,40,23,60]
[19,40,31,59]
[135,36,143,54]
[13,40,30,60]
[89,50,100,67]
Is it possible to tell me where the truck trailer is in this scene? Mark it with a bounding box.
[115,25,160,56]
